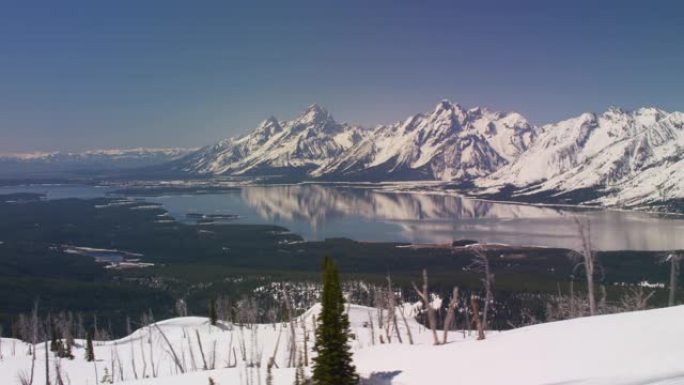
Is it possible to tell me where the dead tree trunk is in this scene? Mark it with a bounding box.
[398,307,414,345]
[471,249,494,329]
[575,217,597,316]
[392,311,403,344]
[483,261,493,329]
[283,289,297,368]
[368,311,375,346]
[153,324,185,373]
[442,287,459,344]
[412,269,439,345]
[44,340,50,385]
[464,299,470,337]
[301,318,309,366]
[195,330,208,370]
[470,295,485,340]
[385,275,396,344]
[668,253,681,306]
[569,279,576,317]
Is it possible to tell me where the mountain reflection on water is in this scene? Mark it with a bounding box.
[3,183,680,251]
[230,185,683,251]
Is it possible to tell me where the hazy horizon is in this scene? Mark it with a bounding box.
[2,0,683,152]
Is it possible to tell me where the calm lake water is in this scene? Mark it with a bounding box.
[2,184,684,251]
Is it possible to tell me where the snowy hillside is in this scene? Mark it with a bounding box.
[2,304,684,385]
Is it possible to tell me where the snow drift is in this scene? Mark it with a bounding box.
[2,304,684,385]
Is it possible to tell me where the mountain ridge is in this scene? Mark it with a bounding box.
[166,100,682,212]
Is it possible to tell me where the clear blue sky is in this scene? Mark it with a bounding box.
[1,0,683,152]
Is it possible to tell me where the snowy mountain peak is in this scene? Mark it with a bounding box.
[635,106,665,115]
[174,103,366,176]
[256,116,282,133]
[262,115,280,125]
[431,100,466,120]
[434,99,455,111]
[297,104,332,124]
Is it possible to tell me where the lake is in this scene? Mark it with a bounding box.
[2,183,683,251]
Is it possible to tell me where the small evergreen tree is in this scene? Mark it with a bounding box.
[85,330,95,362]
[311,257,358,385]
[57,338,65,357]
[50,320,59,352]
[209,298,218,326]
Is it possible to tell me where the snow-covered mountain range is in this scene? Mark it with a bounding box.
[172,101,537,181]
[170,101,683,212]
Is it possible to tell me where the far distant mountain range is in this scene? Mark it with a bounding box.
[4,101,682,212]
[0,148,195,178]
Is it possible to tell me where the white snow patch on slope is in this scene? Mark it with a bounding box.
[2,305,684,385]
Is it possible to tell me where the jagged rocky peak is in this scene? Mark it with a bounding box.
[245,116,283,147]
[434,99,456,112]
[430,99,466,122]
[602,106,667,125]
[633,106,666,117]
[255,116,282,135]
[296,103,333,124]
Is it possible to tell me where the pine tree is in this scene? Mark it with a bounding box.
[85,330,95,362]
[209,298,218,326]
[311,257,358,385]
[50,320,59,352]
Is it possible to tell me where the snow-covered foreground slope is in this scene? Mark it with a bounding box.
[2,304,684,385]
